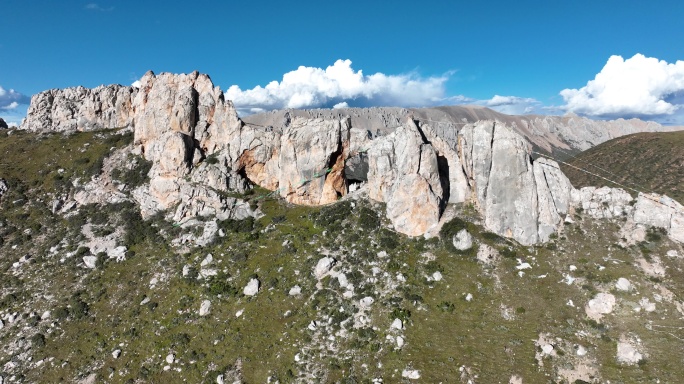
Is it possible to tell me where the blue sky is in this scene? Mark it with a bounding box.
[1,0,684,125]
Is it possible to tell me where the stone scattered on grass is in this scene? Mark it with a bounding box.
[243,278,260,296]
[401,369,421,379]
[585,292,616,320]
[314,257,336,279]
[452,229,473,251]
[199,300,211,316]
[615,278,632,292]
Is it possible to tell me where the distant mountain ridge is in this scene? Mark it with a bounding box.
[244,105,682,156]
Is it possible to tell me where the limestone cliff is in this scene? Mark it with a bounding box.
[20,71,684,245]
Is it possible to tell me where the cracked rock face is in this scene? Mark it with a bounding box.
[367,119,444,236]
[20,71,684,245]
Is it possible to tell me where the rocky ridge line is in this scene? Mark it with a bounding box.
[19,71,684,245]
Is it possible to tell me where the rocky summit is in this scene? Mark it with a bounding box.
[20,71,684,246]
[1,71,683,383]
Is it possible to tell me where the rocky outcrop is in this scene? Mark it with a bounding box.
[0,117,8,129]
[22,85,136,132]
[20,71,683,245]
[633,193,684,244]
[367,119,444,235]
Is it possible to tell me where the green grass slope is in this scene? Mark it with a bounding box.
[560,130,684,204]
[1,129,683,383]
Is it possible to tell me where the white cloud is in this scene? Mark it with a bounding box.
[475,95,542,115]
[226,59,449,114]
[0,102,19,110]
[333,102,349,109]
[561,54,684,118]
[0,86,30,110]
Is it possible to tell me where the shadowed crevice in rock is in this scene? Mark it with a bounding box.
[437,155,450,213]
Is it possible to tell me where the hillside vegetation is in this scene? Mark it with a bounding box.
[561,130,684,204]
[0,129,683,383]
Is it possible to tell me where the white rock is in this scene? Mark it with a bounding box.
[166,353,175,364]
[567,299,575,307]
[615,277,632,292]
[586,292,616,319]
[289,285,302,296]
[432,271,443,281]
[396,335,405,348]
[465,293,473,302]
[182,265,191,277]
[569,265,577,271]
[541,344,554,355]
[0,319,3,329]
[112,349,121,359]
[41,310,51,320]
[452,229,473,251]
[314,257,336,279]
[401,369,421,379]
[360,296,375,308]
[108,246,127,261]
[216,374,225,384]
[199,300,211,316]
[337,273,349,288]
[83,256,98,269]
[516,262,532,270]
[163,365,171,371]
[377,251,388,258]
[200,254,213,267]
[564,274,576,285]
[666,250,679,257]
[391,318,403,330]
[617,340,643,365]
[235,309,243,317]
[639,297,656,312]
[576,345,587,356]
[243,278,260,296]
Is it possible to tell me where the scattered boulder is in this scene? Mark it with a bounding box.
[615,278,632,292]
[112,349,121,359]
[585,292,616,320]
[617,336,644,365]
[452,229,473,251]
[289,285,302,296]
[314,257,336,279]
[199,300,211,316]
[0,117,8,129]
[0,178,8,199]
[390,318,403,330]
[243,278,260,296]
[401,369,421,379]
[83,256,98,269]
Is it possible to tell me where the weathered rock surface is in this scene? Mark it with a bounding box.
[0,178,8,199]
[0,117,8,129]
[367,119,444,236]
[22,84,136,132]
[20,71,684,245]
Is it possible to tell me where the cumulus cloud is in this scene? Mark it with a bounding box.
[472,95,542,115]
[561,54,684,119]
[226,59,449,114]
[0,86,30,110]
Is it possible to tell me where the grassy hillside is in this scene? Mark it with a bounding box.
[561,130,684,204]
[1,129,683,383]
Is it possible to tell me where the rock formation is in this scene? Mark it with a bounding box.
[19,71,684,245]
